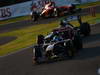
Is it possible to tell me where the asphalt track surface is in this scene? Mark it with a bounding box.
[0,6,100,75]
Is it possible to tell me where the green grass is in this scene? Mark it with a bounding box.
[0,14,100,56]
[0,1,100,26]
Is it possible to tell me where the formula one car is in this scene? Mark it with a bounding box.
[32,15,91,64]
[33,20,83,64]
[31,2,81,21]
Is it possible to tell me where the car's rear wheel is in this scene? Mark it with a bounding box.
[73,31,83,51]
[80,22,91,36]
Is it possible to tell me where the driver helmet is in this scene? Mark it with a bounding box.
[60,20,67,27]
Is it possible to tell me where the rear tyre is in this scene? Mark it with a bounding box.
[80,22,91,36]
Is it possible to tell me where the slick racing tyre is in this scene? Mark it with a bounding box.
[73,31,83,51]
[31,12,39,21]
[33,45,43,64]
[80,22,91,36]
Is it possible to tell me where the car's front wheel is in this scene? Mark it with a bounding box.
[33,45,43,64]
[31,11,39,21]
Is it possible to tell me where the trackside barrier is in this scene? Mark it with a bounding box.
[0,1,32,20]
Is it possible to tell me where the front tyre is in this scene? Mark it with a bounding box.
[37,35,44,45]
[33,45,43,64]
[73,31,83,51]
[65,40,76,58]
[31,12,39,21]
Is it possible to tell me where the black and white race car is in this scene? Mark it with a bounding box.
[32,15,91,64]
[32,20,83,64]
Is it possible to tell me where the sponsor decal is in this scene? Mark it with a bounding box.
[0,8,12,18]
[0,1,31,20]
